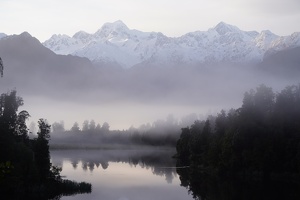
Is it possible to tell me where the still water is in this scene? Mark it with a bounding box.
[51,149,193,200]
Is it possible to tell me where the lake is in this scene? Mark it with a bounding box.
[50,149,194,200]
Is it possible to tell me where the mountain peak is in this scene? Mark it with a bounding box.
[73,30,91,41]
[43,21,300,68]
[18,32,43,44]
[20,31,33,38]
[255,30,278,44]
[260,30,277,37]
[0,33,7,39]
[100,20,129,31]
[213,21,240,35]
[94,20,130,39]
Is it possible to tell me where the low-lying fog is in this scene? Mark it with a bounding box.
[11,64,297,131]
[1,30,299,131]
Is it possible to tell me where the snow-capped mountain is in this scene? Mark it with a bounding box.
[43,21,300,68]
[0,33,7,39]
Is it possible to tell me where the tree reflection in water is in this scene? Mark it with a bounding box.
[176,165,300,200]
[51,149,177,184]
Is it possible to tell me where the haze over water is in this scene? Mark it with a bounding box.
[51,149,193,200]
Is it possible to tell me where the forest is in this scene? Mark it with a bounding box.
[176,84,300,199]
[0,90,91,199]
[2,54,300,199]
[48,116,185,149]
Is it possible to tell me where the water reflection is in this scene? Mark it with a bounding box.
[51,149,177,183]
[177,166,300,200]
[51,149,193,200]
[52,149,300,200]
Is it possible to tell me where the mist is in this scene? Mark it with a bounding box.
[21,64,298,131]
[0,32,299,131]
[2,62,298,131]
[1,28,300,200]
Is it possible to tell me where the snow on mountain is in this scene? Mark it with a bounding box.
[0,33,7,40]
[72,31,92,44]
[270,32,300,51]
[255,30,279,51]
[43,21,300,68]
[44,34,82,55]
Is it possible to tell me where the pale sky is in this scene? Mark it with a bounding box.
[1,0,300,42]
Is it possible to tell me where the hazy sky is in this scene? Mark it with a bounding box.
[1,0,300,42]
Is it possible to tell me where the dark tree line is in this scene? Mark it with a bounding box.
[176,84,300,199]
[176,84,300,179]
[50,124,180,148]
[0,90,91,199]
[50,116,185,148]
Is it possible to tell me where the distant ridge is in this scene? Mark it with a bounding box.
[0,32,95,94]
[41,21,300,68]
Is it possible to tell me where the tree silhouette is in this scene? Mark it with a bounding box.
[52,121,65,132]
[176,84,300,181]
[0,90,23,135]
[0,63,91,198]
[89,119,96,130]
[102,122,110,132]
[71,122,80,132]
[82,120,89,131]
[16,110,30,143]
[0,57,3,77]
[34,119,51,180]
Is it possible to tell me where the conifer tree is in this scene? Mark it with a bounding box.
[34,119,51,180]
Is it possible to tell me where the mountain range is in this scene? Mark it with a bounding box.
[42,20,300,68]
[0,29,299,103]
[0,24,299,129]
